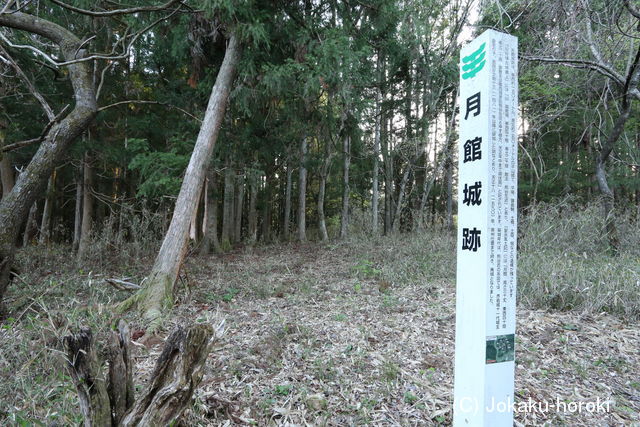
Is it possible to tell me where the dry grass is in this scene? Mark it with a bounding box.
[1,205,639,425]
[170,238,639,425]
[519,200,640,318]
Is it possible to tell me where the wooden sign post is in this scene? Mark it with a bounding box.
[454,29,518,426]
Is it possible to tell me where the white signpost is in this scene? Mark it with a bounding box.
[454,30,518,426]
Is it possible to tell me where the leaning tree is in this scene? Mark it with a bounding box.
[0,0,188,310]
[119,30,241,327]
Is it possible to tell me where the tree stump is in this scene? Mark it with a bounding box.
[64,321,215,426]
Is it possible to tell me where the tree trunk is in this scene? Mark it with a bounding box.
[261,171,272,242]
[0,128,14,198]
[595,105,630,255]
[298,137,307,241]
[23,201,39,247]
[234,170,244,242]
[391,165,411,233]
[0,11,98,307]
[201,168,221,254]
[247,168,259,244]
[189,178,205,242]
[418,126,435,218]
[636,134,640,220]
[39,173,55,244]
[372,86,381,235]
[317,154,331,242]
[445,156,454,230]
[73,166,83,253]
[221,159,235,248]
[444,95,455,231]
[418,87,457,227]
[382,116,393,234]
[119,34,240,327]
[77,152,94,259]
[340,134,351,238]
[283,163,293,241]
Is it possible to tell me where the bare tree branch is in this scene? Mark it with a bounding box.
[1,105,69,152]
[521,54,625,85]
[0,42,55,120]
[98,100,202,122]
[47,0,184,17]
[621,42,640,108]
[0,7,181,67]
[580,0,617,77]
[624,0,640,20]
[0,31,62,65]
[96,61,115,101]
[0,0,34,15]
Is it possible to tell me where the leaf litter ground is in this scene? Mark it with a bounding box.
[1,236,638,426]
[165,240,639,426]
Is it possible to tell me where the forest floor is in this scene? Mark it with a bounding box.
[1,232,640,426]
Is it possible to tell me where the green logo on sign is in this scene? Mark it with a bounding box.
[461,42,486,80]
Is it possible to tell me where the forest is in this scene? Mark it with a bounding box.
[0,0,639,425]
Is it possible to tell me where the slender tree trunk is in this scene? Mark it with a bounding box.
[340,134,351,238]
[73,166,83,253]
[0,11,97,307]
[0,128,14,198]
[419,87,458,226]
[317,154,331,241]
[234,170,244,242]
[444,94,454,230]
[298,137,307,241]
[445,156,454,230]
[595,105,630,255]
[283,163,293,241]
[0,155,13,198]
[221,159,235,247]
[392,166,411,232]
[317,175,329,242]
[189,179,205,242]
[419,118,435,214]
[23,202,39,246]
[372,87,381,235]
[77,152,94,260]
[189,201,198,241]
[247,168,258,244]
[382,115,393,234]
[39,173,55,244]
[119,34,240,326]
[200,178,208,242]
[261,172,272,242]
[636,134,640,220]
[595,158,620,254]
[201,168,221,254]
